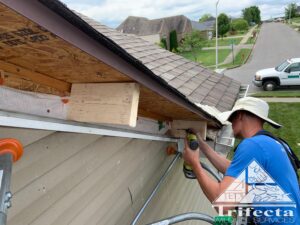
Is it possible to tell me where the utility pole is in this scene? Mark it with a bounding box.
[289,3,292,24]
[215,0,220,70]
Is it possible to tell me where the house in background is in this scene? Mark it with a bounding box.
[191,16,215,39]
[117,15,192,50]
[0,1,241,225]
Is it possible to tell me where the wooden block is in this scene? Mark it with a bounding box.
[67,83,140,127]
[169,120,207,140]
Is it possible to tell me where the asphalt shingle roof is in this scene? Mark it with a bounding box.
[75,13,241,112]
[191,20,215,31]
[117,15,190,36]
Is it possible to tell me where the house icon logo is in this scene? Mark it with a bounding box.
[212,160,296,220]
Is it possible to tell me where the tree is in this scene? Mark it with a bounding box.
[199,14,212,23]
[285,3,298,20]
[169,30,178,52]
[231,19,249,31]
[242,6,261,25]
[216,13,230,38]
[178,30,204,61]
[159,37,167,49]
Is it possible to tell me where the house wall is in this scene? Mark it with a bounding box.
[2,126,216,225]
[130,157,217,225]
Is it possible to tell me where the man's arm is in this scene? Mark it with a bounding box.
[196,132,231,174]
[183,141,235,204]
[192,163,235,202]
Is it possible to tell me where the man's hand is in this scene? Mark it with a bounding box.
[189,128,204,142]
[182,138,200,168]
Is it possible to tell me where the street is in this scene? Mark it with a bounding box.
[225,22,300,93]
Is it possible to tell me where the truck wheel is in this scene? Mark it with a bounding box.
[263,81,276,91]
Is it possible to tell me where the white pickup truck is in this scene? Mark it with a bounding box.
[253,58,300,91]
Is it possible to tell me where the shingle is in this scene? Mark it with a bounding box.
[178,73,194,82]
[152,68,164,76]
[217,100,233,109]
[222,95,236,104]
[208,75,222,83]
[189,89,205,103]
[188,93,205,103]
[182,81,199,90]
[168,78,185,88]
[216,105,228,112]
[140,57,153,64]
[202,100,217,107]
[178,86,194,96]
[157,64,175,72]
[214,83,227,91]
[203,79,217,86]
[172,60,186,66]
[224,91,237,99]
[146,63,158,70]
[161,72,176,81]
[170,55,182,60]
[188,68,201,76]
[220,79,231,86]
[193,86,211,97]
[176,74,190,83]
[191,76,206,84]
[180,62,196,70]
[203,95,220,105]
[172,68,186,75]
[133,52,150,58]
[226,86,239,95]
[207,89,224,100]
[168,69,183,77]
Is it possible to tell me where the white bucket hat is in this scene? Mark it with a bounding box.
[219,97,281,129]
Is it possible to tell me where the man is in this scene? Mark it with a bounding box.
[183,97,300,224]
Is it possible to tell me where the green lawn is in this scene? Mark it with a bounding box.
[179,49,231,67]
[219,48,252,69]
[245,36,255,44]
[225,30,247,37]
[227,103,300,161]
[291,17,300,24]
[202,37,242,48]
[266,103,300,159]
[251,91,300,98]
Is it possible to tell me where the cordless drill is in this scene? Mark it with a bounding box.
[183,129,199,179]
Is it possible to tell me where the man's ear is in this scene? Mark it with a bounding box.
[237,111,243,120]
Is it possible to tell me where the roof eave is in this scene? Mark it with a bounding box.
[0,0,222,127]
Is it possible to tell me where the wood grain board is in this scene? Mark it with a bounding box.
[68,83,140,127]
[0,3,132,86]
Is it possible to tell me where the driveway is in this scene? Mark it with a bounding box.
[224,22,300,93]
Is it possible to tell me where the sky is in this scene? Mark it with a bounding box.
[61,0,295,28]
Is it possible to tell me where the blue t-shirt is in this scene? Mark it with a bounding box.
[225,134,300,225]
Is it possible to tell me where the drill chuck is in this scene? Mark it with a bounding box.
[183,130,199,179]
[186,132,199,150]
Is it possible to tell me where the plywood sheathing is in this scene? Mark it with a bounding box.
[139,86,207,121]
[0,3,132,91]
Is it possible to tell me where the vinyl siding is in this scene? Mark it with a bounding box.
[1,126,216,225]
[134,158,217,225]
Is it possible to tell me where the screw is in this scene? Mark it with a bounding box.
[4,201,11,209]
[5,192,12,201]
